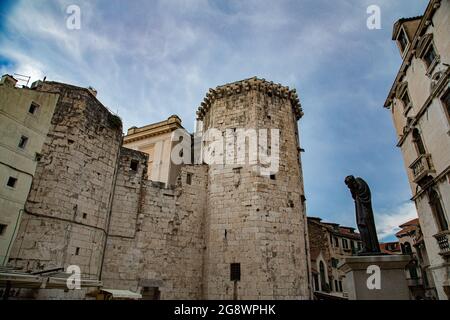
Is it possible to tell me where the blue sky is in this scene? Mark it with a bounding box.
[0,0,429,241]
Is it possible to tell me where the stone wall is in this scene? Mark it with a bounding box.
[6,78,311,300]
[8,82,123,279]
[101,154,208,299]
[308,219,332,270]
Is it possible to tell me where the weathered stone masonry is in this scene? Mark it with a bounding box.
[198,78,310,299]
[7,77,311,300]
[101,147,208,299]
[9,82,123,284]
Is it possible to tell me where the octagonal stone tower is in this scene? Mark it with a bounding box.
[197,77,310,299]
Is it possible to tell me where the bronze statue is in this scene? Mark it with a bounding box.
[345,175,381,255]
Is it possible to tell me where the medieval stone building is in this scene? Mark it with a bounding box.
[1,76,311,299]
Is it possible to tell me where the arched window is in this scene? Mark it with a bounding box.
[406,260,419,279]
[404,242,412,254]
[412,128,426,155]
[319,261,327,292]
[313,274,319,291]
[409,266,418,279]
[429,189,448,231]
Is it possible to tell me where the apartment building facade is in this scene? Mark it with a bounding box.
[384,0,450,299]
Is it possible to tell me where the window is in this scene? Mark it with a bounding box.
[429,189,448,231]
[442,89,450,121]
[412,129,426,155]
[75,247,80,255]
[398,29,409,53]
[338,281,343,292]
[7,177,17,188]
[403,242,412,254]
[334,280,339,292]
[28,102,39,115]
[18,136,28,149]
[230,263,241,281]
[0,224,7,236]
[334,237,339,248]
[130,159,139,171]
[342,239,349,249]
[408,263,418,279]
[319,261,327,292]
[82,213,87,219]
[186,173,192,185]
[423,44,437,68]
[331,258,339,268]
[416,33,438,73]
[270,174,276,180]
[313,274,319,291]
[35,153,42,162]
[400,90,411,111]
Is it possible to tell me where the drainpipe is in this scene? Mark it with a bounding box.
[98,135,123,281]
[2,209,24,266]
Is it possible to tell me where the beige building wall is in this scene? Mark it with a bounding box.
[123,115,187,187]
[385,0,450,299]
[0,75,58,265]
[7,80,124,287]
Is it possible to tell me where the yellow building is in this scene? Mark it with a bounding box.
[0,75,58,265]
[123,115,187,187]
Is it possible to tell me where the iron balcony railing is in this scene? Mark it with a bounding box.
[433,230,450,256]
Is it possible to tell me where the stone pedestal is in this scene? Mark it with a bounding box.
[338,255,411,300]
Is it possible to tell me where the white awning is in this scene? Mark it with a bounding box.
[100,289,142,300]
[0,271,102,289]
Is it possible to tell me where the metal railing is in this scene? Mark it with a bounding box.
[433,230,450,256]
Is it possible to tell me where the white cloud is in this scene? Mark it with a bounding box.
[375,202,418,240]
[0,0,427,228]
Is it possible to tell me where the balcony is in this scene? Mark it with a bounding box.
[407,277,423,287]
[433,230,450,257]
[409,154,435,184]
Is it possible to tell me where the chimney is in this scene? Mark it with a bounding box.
[0,74,18,88]
[128,126,138,135]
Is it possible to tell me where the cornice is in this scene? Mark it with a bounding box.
[123,122,184,144]
[411,164,450,201]
[196,77,303,121]
[384,0,442,109]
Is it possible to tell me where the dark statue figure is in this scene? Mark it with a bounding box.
[345,175,381,255]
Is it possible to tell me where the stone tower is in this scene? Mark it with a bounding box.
[197,77,310,299]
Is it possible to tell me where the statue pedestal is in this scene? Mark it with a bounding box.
[338,255,411,300]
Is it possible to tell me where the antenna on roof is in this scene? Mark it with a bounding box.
[13,73,31,87]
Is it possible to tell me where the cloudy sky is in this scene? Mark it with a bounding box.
[0,0,428,241]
